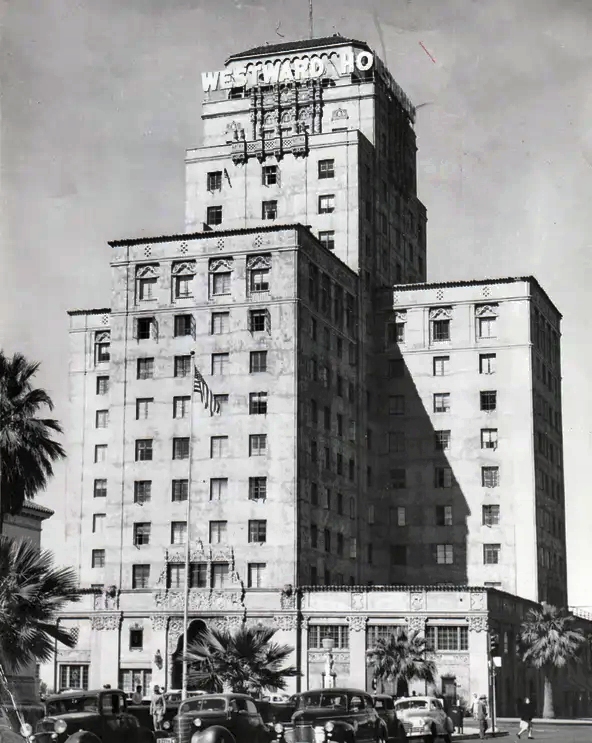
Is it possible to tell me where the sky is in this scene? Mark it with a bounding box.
[1,0,591,609]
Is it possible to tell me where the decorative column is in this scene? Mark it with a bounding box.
[468,614,490,701]
[405,615,428,695]
[90,613,122,688]
[167,618,185,689]
[346,615,368,689]
[150,615,168,688]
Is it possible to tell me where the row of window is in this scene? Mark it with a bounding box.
[388,465,500,489]
[308,441,356,480]
[535,469,562,502]
[432,353,497,376]
[431,391,497,413]
[389,543,502,566]
[133,310,271,342]
[205,193,337,228]
[389,314,499,345]
[538,545,565,573]
[386,428,498,453]
[534,391,561,433]
[536,430,562,466]
[137,265,270,303]
[207,160,336,194]
[391,504,500,528]
[307,263,356,333]
[310,525,347,557]
[102,519,269,547]
[537,506,563,539]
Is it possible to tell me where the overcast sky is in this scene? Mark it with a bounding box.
[1,0,591,609]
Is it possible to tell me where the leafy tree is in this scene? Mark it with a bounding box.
[366,628,436,695]
[0,352,65,528]
[519,602,586,718]
[0,536,80,671]
[185,624,299,695]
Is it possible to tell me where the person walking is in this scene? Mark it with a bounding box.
[471,694,488,740]
[517,696,535,739]
[150,685,167,731]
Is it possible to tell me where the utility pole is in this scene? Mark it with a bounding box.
[309,0,313,39]
[488,632,501,736]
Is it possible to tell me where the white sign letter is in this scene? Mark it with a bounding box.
[220,71,234,90]
[340,51,354,75]
[293,58,309,80]
[309,56,325,78]
[356,51,374,72]
[261,61,282,85]
[201,70,221,92]
[233,67,247,87]
[278,60,295,83]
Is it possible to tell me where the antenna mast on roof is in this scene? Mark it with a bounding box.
[309,0,314,38]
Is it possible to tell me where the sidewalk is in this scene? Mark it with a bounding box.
[497,717,592,726]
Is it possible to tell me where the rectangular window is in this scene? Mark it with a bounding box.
[391,468,406,489]
[435,544,454,564]
[249,434,267,456]
[388,359,404,378]
[172,479,188,502]
[174,314,193,337]
[136,317,154,340]
[248,563,266,588]
[435,430,451,450]
[248,520,267,543]
[396,506,406,527]
[133,522,151,546]
[318,194,335,214]
[480,391,497,411]
[433,356,449,376]
[211,353,229,375]
[249,310,267,332]
[249,477,267,501]
[206,206,223,226]
[481,428,498,449]
[132,565,150,589]
[171,521,187,545]
[213,394,228,412]
[426,626,468,652]
[431,319,450,342]
[211,271,231,296]
[211,563,230,588]
[210,436,228,458]
[250,268,270,293]
[209,521,227,544]
[96,376,109,395]
[210,478,228,501]
[319,231,335,251]
[436,505,453,526]
[388,431,405,453]
[136,357,154,380]
[249,392,267,415]
[135,439,153,461]
[478,317,497,339]
[435,467,453,488]
[91,549,105,568]
[391,545,407,565]
[307,625,349,650]
[318,159,335,179]
[59,665,89,692]
[94,479,107,498]
[482,505,500,526]
[138,278,156,301]
[480,353,496,375]
[389,395,405,415]
[262,200,277,220]
[311,524,318,548]
[174,275,192,298]
[484,544,501,564]
[433,393,450,413]
[262,165,277,186]
[172,437,189,460]
[482,467,499,488]
[337,533,344,557]
[167,564,185,590]
[323,406,331,432]
[324,528,331,552]
[136,397,153,420]
[174,355,191,377]
[94,444,107,463]
[95,410,109,429]
[95,336,110,363]
[173,396,190,419]
[92,514,105,534]
[207,171,222,191]
[134,481,152,504]
[211,312,229,334]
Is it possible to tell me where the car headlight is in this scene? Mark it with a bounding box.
[324,721,335,732]
[20,723,33,738]
[162,721,171,730]
[274,723,284,733]
[54,720,67,735]
[192,718,202,728]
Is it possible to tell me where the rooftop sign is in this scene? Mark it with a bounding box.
[201,50,374,92]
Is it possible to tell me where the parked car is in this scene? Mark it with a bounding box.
[255,697,296,737]
[27,689,154,743]
[164,693,271,743]
[127,690,206,736]
[272,688,388,743]
[393,697,454,743]
[371,695,407,742]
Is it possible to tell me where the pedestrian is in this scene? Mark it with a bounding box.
[131,685,143,705]
[150,685,166,731]
[471,694,488,740]
[517,696,535,739]
[456,704,464,734]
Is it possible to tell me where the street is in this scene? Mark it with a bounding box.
[474,723,592,742]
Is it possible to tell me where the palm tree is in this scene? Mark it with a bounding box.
[185,624,299,695]
[0,352,66,530]
[0,536,80,671]
[518,603,585,718]
[366,628,437,696]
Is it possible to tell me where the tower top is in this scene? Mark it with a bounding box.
[225,35,370,64]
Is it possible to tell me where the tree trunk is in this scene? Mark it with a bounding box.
[542,672,555,719]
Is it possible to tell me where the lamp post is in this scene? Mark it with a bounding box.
[321,638,336,688]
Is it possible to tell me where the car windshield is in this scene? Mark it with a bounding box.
[179,698,227,714]
[374,699,385,710]
[297,693,348,710]
[395,700,428,711]
[46,697,100,715]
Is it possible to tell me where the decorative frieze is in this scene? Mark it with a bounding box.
[405,616,427,633]
[165,546,234,563]
[475,303,499,317]
[410,592,426,611]
[429,306,452,320]
[151,614,168,632]
[171,260,196,276]
[346,615,368,632]
[468,615,489,633]
[209,258,234,273]
[308,652,349,663]
[428,653,470,665]
[351,593,365,611]
[247,254,272,270]
[332,107,349,121]
[274,615,298,631]
[135,263,159,278]
[91,613,122,631]
[154,590,241,612]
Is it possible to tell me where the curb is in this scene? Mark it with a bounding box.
[497,718,592,726]
[453,733,509,741]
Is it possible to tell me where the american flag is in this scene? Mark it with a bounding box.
[193,366,220,416]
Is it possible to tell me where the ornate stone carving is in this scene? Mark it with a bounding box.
[246,254,272,270]
[332,107,349,121]
[95,330,110,344]
[280,585,296,610]
[410,592,426,611]
[429,306,452,320]
[172,261,196,276]
[91,613,121,631]
[308,652,349,663]
[468,615,489,633]
[100,314,110,326]
[475,303,499,317]
[405,616,427,633]
[136,263,159,278]
[151,614,168,632]
[428,653,470,665]
[274,615,298,631]
[351,593,365,611]
[346,615,368,632]
[154,590,241,612]
[470,590,486,611]
[167,618,185,652]
[394,310,407,322]
[209,258,234,273]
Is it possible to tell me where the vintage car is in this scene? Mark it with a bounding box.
[371,696,406,742]
[272,688,389,743]
[128,691,205,736]
[25,689,154,743]
[165,693,271,743]
[393,697,453,743]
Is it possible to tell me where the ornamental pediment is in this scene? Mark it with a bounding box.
[475,303,499,317]
[429,306,453,320]
[171,260,196,276]
[136,263,160,278]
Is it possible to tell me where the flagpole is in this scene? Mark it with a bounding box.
[309,0,313,38]
[181,351,196,701]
